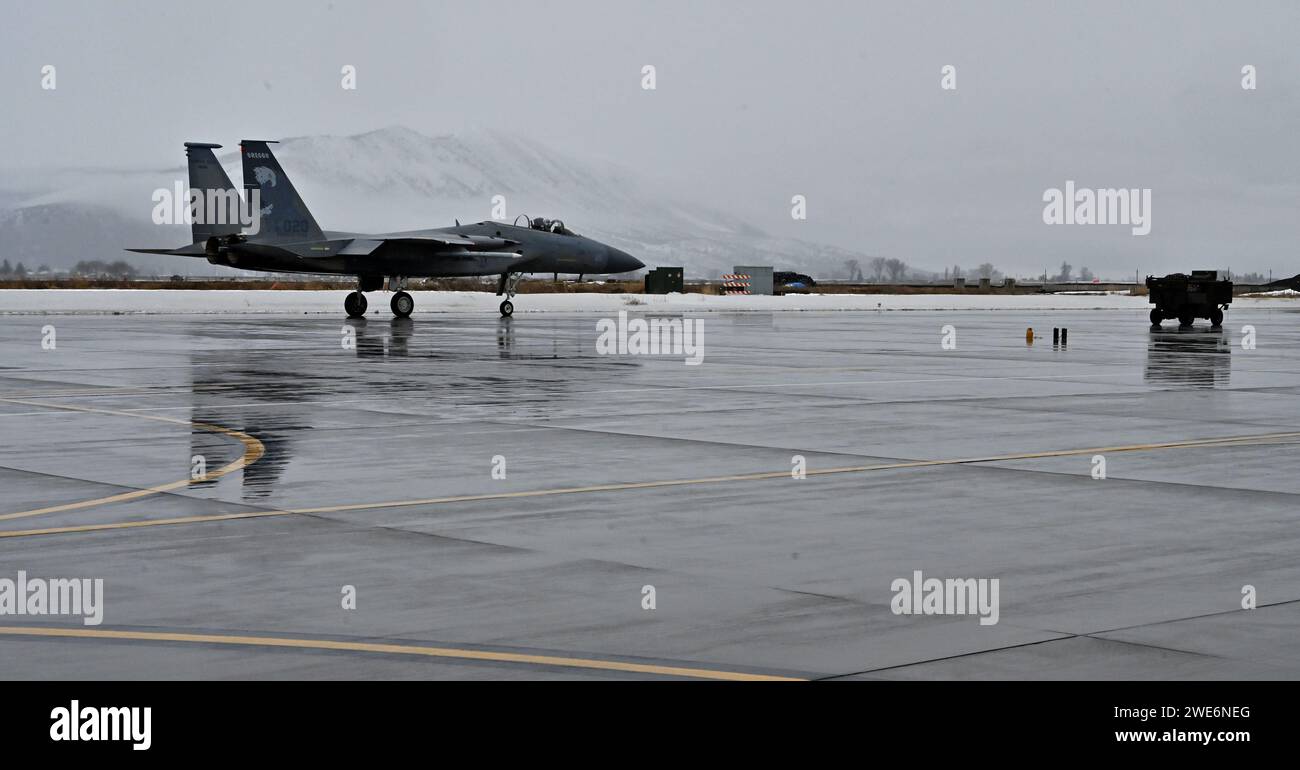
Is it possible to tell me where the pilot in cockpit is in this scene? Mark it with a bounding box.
[531,217,568,235]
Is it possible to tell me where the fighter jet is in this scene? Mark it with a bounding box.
[129,141,644,317]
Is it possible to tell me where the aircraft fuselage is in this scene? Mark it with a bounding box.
[211,221,640,279]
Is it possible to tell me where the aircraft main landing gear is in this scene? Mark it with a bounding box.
[500,300,514,317]
[344,291,367,318]
[391,291,414,318]
[345,276,384,318]
[384,276,415,318]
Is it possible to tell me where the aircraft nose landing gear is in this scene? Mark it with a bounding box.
[344,291,368,318]
[497,271,522,317]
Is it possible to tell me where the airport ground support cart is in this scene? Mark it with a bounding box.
[1146,271,1232,329]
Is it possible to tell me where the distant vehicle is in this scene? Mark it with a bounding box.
[129,142,643,318]
[1146,271,1232,329]
[774,271,817,292]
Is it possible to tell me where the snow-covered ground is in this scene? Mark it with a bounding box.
[1,289,1297,315]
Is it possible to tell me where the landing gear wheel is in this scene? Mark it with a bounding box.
[391,291,414,318]
[1210,307,1224,328]
[499,300,514,317]
[1178,313,1195,328]
[344,291,367,318]
[1149,308,1163,327]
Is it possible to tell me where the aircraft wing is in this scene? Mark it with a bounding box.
[337,234,520,256]
[337,239,387,256]
[377,234,478,248]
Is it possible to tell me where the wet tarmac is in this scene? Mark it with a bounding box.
[2,305,1299,679]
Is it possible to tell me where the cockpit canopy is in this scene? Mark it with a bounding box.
[514,214,577,236]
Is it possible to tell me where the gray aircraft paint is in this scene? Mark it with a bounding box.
[184,143,242,244]
[240,140,325,244]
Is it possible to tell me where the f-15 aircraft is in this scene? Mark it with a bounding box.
[129,141,644,317]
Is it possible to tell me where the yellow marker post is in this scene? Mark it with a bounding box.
[1026,327,1034,344]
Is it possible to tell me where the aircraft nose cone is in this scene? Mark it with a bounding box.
[607,246,644,273]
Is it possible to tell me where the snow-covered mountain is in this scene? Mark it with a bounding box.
[0,126,877,277]
[0,203,187,275]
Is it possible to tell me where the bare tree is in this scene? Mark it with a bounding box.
[73,260,138,279]
[884,258,908,282]
[1054,261,1073,282]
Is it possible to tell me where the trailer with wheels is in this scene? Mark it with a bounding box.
[1146,271,1232,329]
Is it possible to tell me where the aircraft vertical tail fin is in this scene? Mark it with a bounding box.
[184,142,242,244]
[240,140,324,243]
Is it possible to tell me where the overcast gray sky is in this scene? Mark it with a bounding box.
[4,0,1298,278]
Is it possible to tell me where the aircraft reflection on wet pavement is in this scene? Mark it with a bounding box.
[340,317,590,360]
[1144,329,1232,388]
[180,318,642,501]
[349,317,415,359]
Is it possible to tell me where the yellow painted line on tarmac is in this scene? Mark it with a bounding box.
[0,398,264,522]
[2,430,1298,541]
[285,430,1300,515]
[0,625,801,681]
[0,511,289,538]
